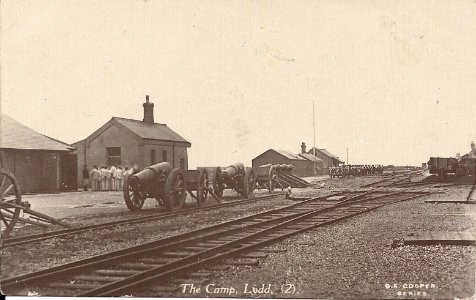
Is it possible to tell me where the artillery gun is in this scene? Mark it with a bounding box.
[211,162,255,199]
[272,164,310,188]
[123,162,209,211]
[254,164,280,193]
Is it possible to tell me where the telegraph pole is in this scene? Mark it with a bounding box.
[313,99,316,175]
[346,147,348,165]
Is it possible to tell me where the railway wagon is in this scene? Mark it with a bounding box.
[428,157,459,180]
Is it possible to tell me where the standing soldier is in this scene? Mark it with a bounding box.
[110,165,117,191]
[90,166,100,191]
[116,166,124,191]
[100,166,109,191]
[82,165,90,191]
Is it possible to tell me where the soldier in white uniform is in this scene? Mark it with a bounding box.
[100,166,110,191]
[90,166,101,191]
[110,165,117,191]
[116,166,124,191]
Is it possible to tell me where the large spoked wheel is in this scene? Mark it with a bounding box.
[0,168,22,238]
[164,168,187,211]
[197,169,209,207]
[213,167,224,198]
[268,166,277,193]
[243,168,256,199]
[123,173,146,211]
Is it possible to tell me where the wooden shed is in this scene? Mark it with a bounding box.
[252,147,323,177]
[0,114,77,193]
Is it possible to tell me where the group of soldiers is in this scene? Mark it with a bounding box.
[83,165,129,191]
[329,164,384,178]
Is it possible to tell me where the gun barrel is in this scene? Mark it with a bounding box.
[131,162,173,184]
[222,162,245,179]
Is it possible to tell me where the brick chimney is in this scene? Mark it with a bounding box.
[301,142,306,154]
[471,141,475,153]
[143,95,154,123]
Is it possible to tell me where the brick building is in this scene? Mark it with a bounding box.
[73,96,191,185]
[0,114,77,193]
[252,143,323,177]
[307,147,343,174]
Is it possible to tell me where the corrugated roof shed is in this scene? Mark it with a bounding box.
[114,117,190,145]
[299,153,323,162]
[0,114,74,151]
[274,149,306,160]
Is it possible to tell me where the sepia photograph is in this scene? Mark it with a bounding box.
[1,0,475,299]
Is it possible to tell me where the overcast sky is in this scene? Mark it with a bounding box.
[1,0,475,168]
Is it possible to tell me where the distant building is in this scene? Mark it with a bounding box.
[0,114,77,193]
[252,142,323,177]
[73,95,191,186]
[307,147,343,175]
[462,141,476,159]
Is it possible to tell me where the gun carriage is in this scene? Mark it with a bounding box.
[211,162,256,199]
[0,167,22,238]
[1,155,69,238]
[123,162,209,211]
[254,164,279,193]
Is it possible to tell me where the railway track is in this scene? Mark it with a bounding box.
[361,171,421,188]
[2,190,429,296]
[1,193,286,248]
[467,183,476,201]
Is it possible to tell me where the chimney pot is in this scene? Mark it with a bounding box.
[143,95,154,123]
[301,142,306,154]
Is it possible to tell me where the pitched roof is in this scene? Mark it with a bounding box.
[0,114,75,151]
[308,147,343,162]
[113,117,190,145]
[463,151,476,159]
[299,153,323,162]
[274,149,306,160]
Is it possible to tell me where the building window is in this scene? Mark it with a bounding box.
[106,147,121,166]
[151,150,156,165]
[162,150,167,163]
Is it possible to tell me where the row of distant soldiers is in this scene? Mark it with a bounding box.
[329,164,384,178]
[83,165,130,191]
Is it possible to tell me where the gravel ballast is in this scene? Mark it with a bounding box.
[2,174,474,299]
[206,188,475,299]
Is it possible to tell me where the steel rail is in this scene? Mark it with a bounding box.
[84,191,428,297]
[1,191,428,296]
[467,183,476,201]
[1,190,378,293]
[1,191,369,288]
[360,170,421,188]
[2,192,286,247]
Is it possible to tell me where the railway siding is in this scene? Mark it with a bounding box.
[3,191,428,296]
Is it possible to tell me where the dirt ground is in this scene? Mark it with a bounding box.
[1,172,475,299]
